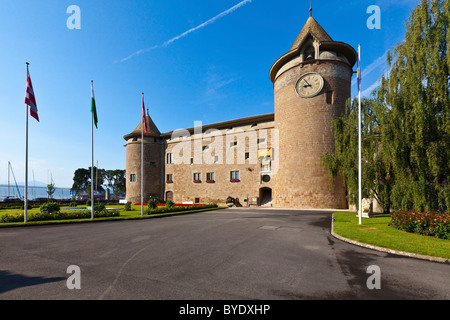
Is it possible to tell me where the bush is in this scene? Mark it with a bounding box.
[0,209,120,223]
[146,203,218,215]
[390,210,450,239]
[39,202,60,214]
[69,202,77,207]
[86,199,91,206]
[165,199,174,208]
[94,203,105,213]
[148,199,157,210]
[124,202,132,211]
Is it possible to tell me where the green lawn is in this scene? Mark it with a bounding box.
[333,212,450,260]
[0,204,226,227]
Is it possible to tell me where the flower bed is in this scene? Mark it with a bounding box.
[0,209,120,223]
[134,203,205,207]
[390,210,450,239]
[145,203,218,215]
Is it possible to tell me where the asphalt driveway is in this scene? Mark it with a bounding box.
[0,207,449,300]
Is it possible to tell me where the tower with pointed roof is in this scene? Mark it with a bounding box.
[124,113,165,203]
[269,12,357,208]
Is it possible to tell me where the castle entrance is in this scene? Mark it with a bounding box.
[259,187,272,207]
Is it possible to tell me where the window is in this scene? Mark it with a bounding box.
[326,91,333,104]
[193,172,201,182]
[166,174,173,183]
[257,138,266,144]
[202,145,209,151]
[130,174,136,182]
[167,153,173,164]
[206,172,215,182]
[195,197,200,204]
[190,158,194,165]
[214,155,219,163]
[230,141,238,147]
[245,152,250,160]
[230,171,239,181]
[304,45,315,61]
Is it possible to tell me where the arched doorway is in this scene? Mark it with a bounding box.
[259,187,272,206]
[166,191,173,201]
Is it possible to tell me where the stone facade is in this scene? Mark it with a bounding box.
[124,15,357,209]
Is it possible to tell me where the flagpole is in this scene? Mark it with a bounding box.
[91,80,94,220]
[24,62,29,223]
[141,93,144,217]
[358,44,362,225]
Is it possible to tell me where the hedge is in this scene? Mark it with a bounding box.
[0,209,120,223]
[146,203,218,215]
[390,210,450,240]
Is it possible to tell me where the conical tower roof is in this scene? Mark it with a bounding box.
[289,16,332,51]
[123,114,161,140]
[269,14,357,83]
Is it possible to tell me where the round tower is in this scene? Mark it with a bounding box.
[123,113,164,203]
[269,15,357,209]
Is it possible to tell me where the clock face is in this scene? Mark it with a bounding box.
[295,73,324,98]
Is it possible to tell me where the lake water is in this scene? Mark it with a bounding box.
[0,184,72,200]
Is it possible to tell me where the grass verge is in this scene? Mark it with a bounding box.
[332,212,450,260]
[0,205,226,227]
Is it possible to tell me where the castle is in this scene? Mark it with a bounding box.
[123,13,357,209]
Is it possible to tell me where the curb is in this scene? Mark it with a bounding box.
[330,214,450,265]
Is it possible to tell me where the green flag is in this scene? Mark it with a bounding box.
[91,80,98,128]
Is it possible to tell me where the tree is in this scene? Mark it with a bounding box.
[378,0,449,211]
[322,0,449,213]
[321,96,393,213]
[47,182,56,199]
[71,167,104,195]
[103,169,125,197]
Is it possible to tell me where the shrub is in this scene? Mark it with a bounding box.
[94,203,105,213]
[390,210,450,240]
[86,199,91,206]
[39,202,60,214]
[124,202,132,211]
[148,199,157,210]
[165,199,174,208]
[146,203,218,215]
[0,209,120,223]
[69,202,77,207]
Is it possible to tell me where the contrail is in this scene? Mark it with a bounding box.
[120,0,254,62]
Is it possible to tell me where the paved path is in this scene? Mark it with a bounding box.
[0,208,449,299]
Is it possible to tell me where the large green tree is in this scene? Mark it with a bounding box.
[322,0,449,212]
[378,0,449,211]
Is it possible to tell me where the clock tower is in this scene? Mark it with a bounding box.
[269,14,357,209]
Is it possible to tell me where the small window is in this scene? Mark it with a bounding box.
[202,145,209,151]
[206,172,215,181]
[245,152,250,160]
[166,174,173,182]
[193,172,201,181]
[257,138,266,144]
[214,155,219,163]
[190,158,194,165]
[194,197,200,204]
[326,91,333,104]
[230,171,239,180]
[167,153,173,164]
[130,174,136,182]
[230,141,238,147]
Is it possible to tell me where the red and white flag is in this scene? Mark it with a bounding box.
[25,70,39,122]
[142,93,148,136]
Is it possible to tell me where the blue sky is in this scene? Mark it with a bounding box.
[0,0,417,188]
